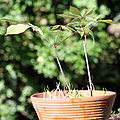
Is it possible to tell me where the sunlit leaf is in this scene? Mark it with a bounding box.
[29,23,44,36]
[61,26,70,31]
[77,30,84,38]
[98,19,118,24]
[67,26,75,31]
[67,22,79,26]
[49,30,60,33]
[75,27,83,32]
[83,8,94,17]
[58,14,78,19]
[84,28,89,34]
[5,24,30,35]
[85,15,101,23]
[85,22,94,28]
[95,15,101,20]
[71,17,81,23]
[85,17,97,22]
[52,25,60,30]
[51,25,74,31]
[70,6,82,17]
[85,15,101,28]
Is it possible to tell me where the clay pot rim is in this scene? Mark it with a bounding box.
[31,90,116,100]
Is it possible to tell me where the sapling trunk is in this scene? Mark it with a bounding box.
[54,45,71,91]
[83,35,93,96]
[82,22,98,96]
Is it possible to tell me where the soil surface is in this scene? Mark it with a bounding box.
[108,114,120,120]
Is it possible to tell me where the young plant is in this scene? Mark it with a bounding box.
[0,6,117,97]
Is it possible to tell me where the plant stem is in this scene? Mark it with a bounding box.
[86,22,98,36]
[56,25,61,43]
[32,27,54,48]
[56,31,77,47]
[83,35,93,96]
[54,45,70,91]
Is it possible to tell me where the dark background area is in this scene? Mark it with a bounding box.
[0,0,120,119]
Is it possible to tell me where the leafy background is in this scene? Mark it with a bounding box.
[0,0,120,119]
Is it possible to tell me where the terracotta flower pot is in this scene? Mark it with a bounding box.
[31,90,116,120]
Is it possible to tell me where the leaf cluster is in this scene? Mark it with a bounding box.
[56,6,118,42]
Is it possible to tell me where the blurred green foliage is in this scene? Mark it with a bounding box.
[0,0,120,119]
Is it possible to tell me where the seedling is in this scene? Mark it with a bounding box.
[0,6,117,97]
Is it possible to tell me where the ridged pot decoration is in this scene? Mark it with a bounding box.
[31,90,116,120]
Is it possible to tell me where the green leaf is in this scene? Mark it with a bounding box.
[77,31,84,38]
[75,27,83,33]
[95,15,101,20]
[83,8,94,17]
[58,14,78,19]
[85,15,101,28]
[66,26,75,31]
[29,23,44,36]
[85,15,101,23]
[70,6,82,17]
[5,24,30,35]
[84,28,89,34]
[85,22,94,28]
[71,17,81,23]
[67,22,79,26]
[49,30,60,33]
[98,19,118,24]
[0,18,26,24]
[52,25,60,30]
[85,17,97,22]
[61,25,70,31]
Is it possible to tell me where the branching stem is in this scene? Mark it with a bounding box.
[32,26,54,48]
[86,21,98,36]
[56,25,61,43]
[56,31,77,47]
[34,25,77,91]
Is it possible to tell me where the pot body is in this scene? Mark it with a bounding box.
[31,90,116,120]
